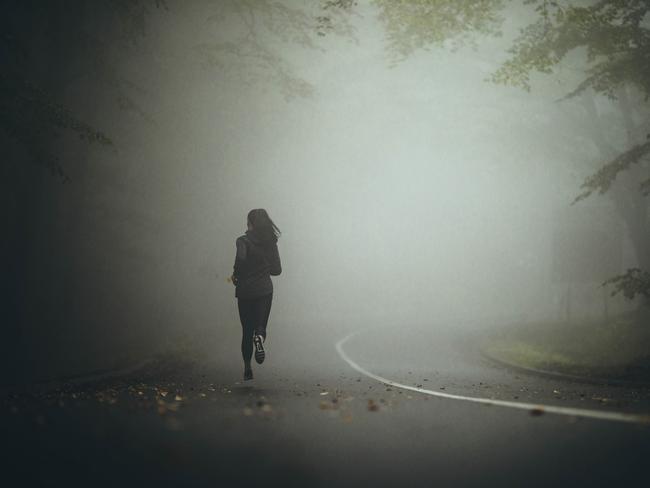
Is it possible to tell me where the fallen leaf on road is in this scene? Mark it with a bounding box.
[530,407,545,416]
[367,400,379,412]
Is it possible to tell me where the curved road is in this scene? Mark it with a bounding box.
[2,321,650,487]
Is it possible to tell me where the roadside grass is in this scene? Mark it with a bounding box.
[482,310,650,383]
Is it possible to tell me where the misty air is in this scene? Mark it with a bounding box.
[2,1,650,487]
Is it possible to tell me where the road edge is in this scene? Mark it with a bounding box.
[336,330,650,425]
[479,345,650,388]
[0,357,156,398]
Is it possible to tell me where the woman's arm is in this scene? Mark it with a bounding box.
[232,237,247,285]
[269,242,282,276]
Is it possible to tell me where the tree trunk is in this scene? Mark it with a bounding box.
[578,89,650,309]
[613,86,650,308]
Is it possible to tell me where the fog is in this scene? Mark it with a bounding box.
[3,1,642,383]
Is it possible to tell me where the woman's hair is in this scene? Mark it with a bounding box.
[247,208,281,242]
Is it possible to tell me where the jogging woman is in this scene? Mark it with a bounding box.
[231,209,282,380]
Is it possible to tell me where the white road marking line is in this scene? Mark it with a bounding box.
[335,331,650,425]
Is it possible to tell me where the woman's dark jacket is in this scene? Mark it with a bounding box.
[232,229,281,299]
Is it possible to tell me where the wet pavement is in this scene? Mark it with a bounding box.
[2,322,649,487]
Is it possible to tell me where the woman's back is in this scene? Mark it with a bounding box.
[233,229,281,299]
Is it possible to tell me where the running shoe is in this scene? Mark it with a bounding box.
[253,334,265,364]
[244,368,253,381]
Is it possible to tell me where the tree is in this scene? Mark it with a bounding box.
[1,0,172,376]
[374,0,505,62]
[195,0,357,101]
[2,1,356,320]
[372,0,650,303]
[1,0,354,180]
[489,1,650,199]
[1,0,358,376]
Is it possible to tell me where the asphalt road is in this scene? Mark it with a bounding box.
[2,321,650,487]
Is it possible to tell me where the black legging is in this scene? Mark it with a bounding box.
[237,293,273,364]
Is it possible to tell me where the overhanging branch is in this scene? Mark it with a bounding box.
[572,138,650,204]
